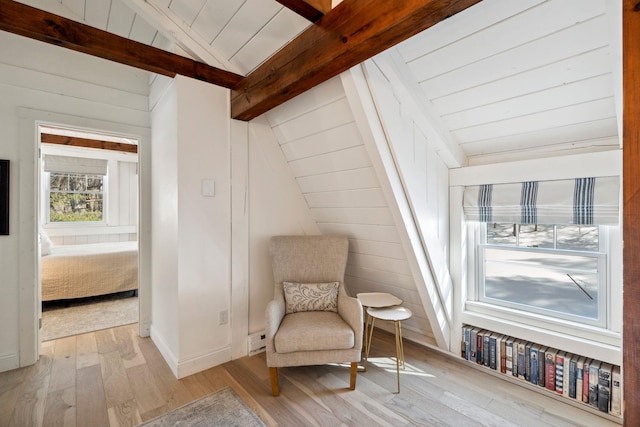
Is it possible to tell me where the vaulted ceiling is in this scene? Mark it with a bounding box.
[6,0,621,165]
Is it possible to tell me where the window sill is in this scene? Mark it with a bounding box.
[462,301,621,365]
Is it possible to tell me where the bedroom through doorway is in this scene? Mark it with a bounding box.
[38,124,140,342]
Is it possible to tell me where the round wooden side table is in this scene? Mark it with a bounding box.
[365,306,412,393]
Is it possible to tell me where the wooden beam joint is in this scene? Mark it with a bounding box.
[231,0,481,120]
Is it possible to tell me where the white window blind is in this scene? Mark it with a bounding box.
[463,176,619,225]
[44,155,108,176]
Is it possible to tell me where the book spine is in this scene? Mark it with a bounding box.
[489,334,497,370]
[588,361,601,408]
[525,342,532,382]
[476,331,484,364]
[583,360,591,404]
[576,358,584,402]
[483,333,491,367]
[470,329,478,362]
[598,363,612,413]
[545,350,556,392]
[462,326,469,359]
[505,339,513,376]
[555,352,564,395]
[512,340,519,378]
[517,342,526,379]
[568,356,577,399]
[530,346,539,386]
[500,337,507,374]
[563,354,571,397]
[610,366,622,416]
[537,348,546,388]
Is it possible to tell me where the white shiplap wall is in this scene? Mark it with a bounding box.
[264,77,436,346]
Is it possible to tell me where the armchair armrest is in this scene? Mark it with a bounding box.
[338,289,363,350]
[265,283,285,358]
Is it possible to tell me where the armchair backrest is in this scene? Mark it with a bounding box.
[270,235,348,285]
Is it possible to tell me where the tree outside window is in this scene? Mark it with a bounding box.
[49,172,104,222]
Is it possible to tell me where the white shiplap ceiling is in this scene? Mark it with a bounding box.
[16,0,621,165]
[394,0,621,165]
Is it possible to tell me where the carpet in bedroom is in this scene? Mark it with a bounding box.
[41,292,138,341]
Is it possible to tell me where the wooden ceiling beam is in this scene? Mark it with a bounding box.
[623,0,640,423]
[41,133,138,154]
[275,0,325,22]
[0,0,243,89]
[231,0,481,121]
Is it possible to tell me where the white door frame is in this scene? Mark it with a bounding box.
[18,107,151,366]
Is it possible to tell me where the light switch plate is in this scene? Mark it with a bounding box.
[201,179,215,197]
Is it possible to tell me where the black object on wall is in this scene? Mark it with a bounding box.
[0,160,9,235]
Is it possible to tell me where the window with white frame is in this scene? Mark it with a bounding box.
[44,154,108,224]
[478,223,607,327]
[48,172,105,222]
[463,176,619,331]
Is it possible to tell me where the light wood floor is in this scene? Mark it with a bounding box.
[0,323,620,426]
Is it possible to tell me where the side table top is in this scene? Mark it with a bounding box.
[367,306,412,322]
[356,292,402,308]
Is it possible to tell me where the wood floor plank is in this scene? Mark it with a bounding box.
[107,398,142,427]
[76,332,100,369]
[126,363,165,416]
[113,325,146,369]
[95,329,118,354]
[99,350,135,408]
[48,336,77,393]
[0,365,28,424]
[135,335,194,411]
[43,386,76,427]
[7,342,54,427]
[77,364,109,427]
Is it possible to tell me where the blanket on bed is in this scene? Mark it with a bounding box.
[41,241,138,301]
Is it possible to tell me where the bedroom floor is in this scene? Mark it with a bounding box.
[41,291,138,341]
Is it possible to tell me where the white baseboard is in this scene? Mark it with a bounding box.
[150,325,232,379]
[150,325,179,378]
[0,353,19,373]
[176,347,232,379]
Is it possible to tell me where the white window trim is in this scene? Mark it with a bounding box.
[476,224,608,329]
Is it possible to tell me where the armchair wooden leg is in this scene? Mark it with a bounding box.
[349,362,358,390]
[269,367,280,396]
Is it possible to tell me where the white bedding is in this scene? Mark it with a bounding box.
[41,241,138,301]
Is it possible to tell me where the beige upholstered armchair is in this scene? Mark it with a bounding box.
[265,235,363,396]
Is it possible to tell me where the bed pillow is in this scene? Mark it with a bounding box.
[283,281,339,314]
[40,230,53,256]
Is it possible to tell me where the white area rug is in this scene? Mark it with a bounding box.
[41,293,138,341]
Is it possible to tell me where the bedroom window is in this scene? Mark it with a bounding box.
[48,172,105,222]
[477,223,607,327]
[44,154,108,223]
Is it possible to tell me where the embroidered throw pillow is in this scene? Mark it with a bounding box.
[283,281,339,314]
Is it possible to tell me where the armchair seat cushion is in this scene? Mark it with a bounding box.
[274,311,355,354]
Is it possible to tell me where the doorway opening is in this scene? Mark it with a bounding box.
[38,124,140,341]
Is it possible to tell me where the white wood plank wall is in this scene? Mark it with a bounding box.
[265,77,435,345]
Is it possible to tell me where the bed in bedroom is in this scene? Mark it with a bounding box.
[41,241,138,301]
